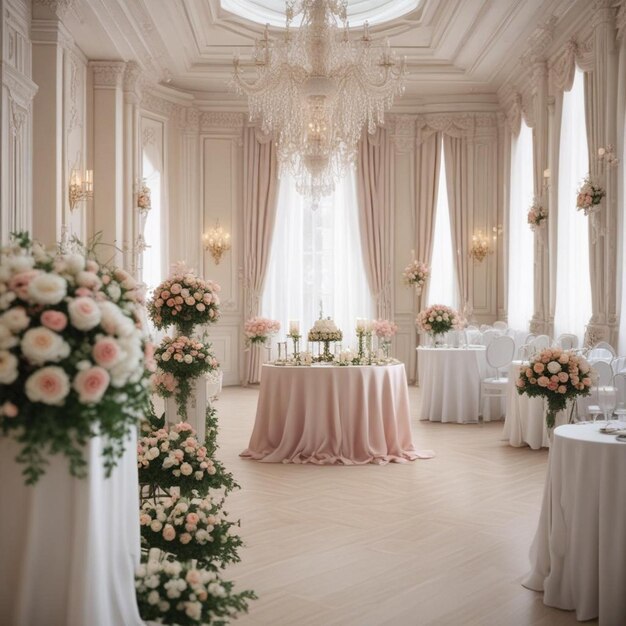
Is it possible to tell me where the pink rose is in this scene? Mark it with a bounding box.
[186,512,200,525]
[547,381,558,391]
[166,298,175,308]
[516,379,525,388]
[85,260,99,273]
[92,337,121,369]
[179,533,192,545]
[525,368,533,378]
[185,570,201,584]
[75,287,93,298]
[1,401,18,418]
[73,366,110,404]
[557,372,569,383]
[25,366,70,405]
[9,270,40,301]
[533,363,545,374]
[162,524,176,541]
[40,310,68,332]
[537,376,549,387]
[557,385,567,393]
[582,377,591,386]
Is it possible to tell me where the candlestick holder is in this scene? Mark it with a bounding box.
[287,333,301,361]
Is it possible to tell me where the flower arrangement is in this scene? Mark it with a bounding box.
[154,336,218,418]
[243,316,280,345]
[140,493,243,570]
[334,349,357,366]
[138,420,236,496]
[516,347,593,428]
[152,370,179,398]
[137,180,151,211]
[0,232,152,484]
[135,558,255,625]
[372,319,398,340]
[576,176,605,215]
[307,318,343,342]
[148,267,220,335]
[527,197,548,230]
[403,259,430,294]
[416,305,465,337]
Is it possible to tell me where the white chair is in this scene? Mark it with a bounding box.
[612,356,626,374]
[593,341,616,357]
[584,360,615,420]
[556,333,578,350]
[466,328,482,346]
[614,373,626,417]
[493,321,508,331]
[481,336,516,420]
[586,347,614,363]
[481,329,500,347]
[531,334,550,352]
[479,324,492,332]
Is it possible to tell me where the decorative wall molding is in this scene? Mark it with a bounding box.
[2,63,39,109]
[123,61,144,104]
[89,61,126,88]
[199,111,245,130]
[33,0,76,20]
[140,90,177,119]
[519,15,557,66]
[9,99,28,136]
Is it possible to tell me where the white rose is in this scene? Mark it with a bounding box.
[185,601,202,620]
[99,301,134,337]
[150,520,163,532]
[68,297,102,331]
[183,354,193,364]
[158,601,170,612]
[163,561,182,577]
[76,271,102,291]
[0,350,19,384]
[161,352,171,362]
[25,366,70,405]
[180,462,193,476]
[8,255,35,273]
[21,327,70,365]
[147,446,160,460]
[27,273,67,305]
[106,282,122,302]
[147,590,160,606]
[1,308,30,333]
[547,361,562,374]
[145,575,160,589]
[0,265,12,282]
[63,254,86,274]
[0,292,17,311]
[0,324,18,349]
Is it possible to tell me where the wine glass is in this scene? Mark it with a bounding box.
[598,386,617,425]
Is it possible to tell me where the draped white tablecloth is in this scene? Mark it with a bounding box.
[417,346,500,423]
[524,424,626,623]
[241,363,433,464]
[0,430,143,626]
[503,361,568,449]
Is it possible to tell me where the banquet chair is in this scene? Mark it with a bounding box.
[481,329,500,347]
[586,347,614,363]
[466,328,482,346]
[530,334,550,352]
[614,373,626,417]
[583,360,615,421]
[493,321,508,331]
[556,333,578,350]
[481,336,516,420]
[612,356,626,374]
[593,341,616,356]
[479,324,492,332]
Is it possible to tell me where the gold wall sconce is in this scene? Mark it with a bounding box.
[469,226,502,263]
[69,169,93,211]
[203,221,231,265]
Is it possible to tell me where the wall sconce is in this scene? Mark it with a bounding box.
[469,226,501,263]
[68,169,93,212]
[597,145,619,167]
[203,221,231,265]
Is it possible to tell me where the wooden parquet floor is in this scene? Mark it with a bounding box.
[215,385,593,626]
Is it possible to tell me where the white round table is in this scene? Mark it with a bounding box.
[240,363,434,464]
[524,423,626,623]
[417,346,499,423]
[502,361,568,449]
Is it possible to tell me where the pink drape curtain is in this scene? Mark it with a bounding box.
[242,127,279,384]
[443,135,472,311]
[356,127,394,320]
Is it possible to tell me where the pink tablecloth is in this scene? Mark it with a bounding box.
[240,363,434,465]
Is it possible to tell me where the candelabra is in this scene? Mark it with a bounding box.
[469,226,502,263]
[68,169,93,211]
[202,221,231,265]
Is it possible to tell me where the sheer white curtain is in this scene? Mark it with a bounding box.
[507,121,535,330]
[427,140,459,309]
[554,68,592,345]
[262,170,374,348]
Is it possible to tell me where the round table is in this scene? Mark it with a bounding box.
[240,363,434,465]
[524,423,626,623]
[502,361,568,449]
[417,346,499,423]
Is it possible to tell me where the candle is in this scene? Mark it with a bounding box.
[356,318,365,332]
[543,168,550,178]
[289,320,299,335]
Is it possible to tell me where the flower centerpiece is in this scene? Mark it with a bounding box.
[139,492,243,571]
[137,420,236,496]
[416,304,465,347]
[403,259,430,295]
[527,197,548,231]
[308,318,343,362]
[153,336,218,419]
[148,267,220,336]
[135,559,255,625]
[137,179,151,211]
[576,176,605,215]
[0,232,152,484]
[516,347,593,429]
[243,317,280,346]
[372,319,398,358]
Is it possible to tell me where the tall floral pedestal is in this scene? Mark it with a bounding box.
[165,374,208,442]
[0,432,143,626]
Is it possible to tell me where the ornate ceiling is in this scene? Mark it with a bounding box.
[61,0,585,109]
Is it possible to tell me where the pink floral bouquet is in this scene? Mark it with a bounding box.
[244,317,280,345]
[135,559,255,625]
[516,347,593,428]
[139,493,242,570]
[151,370,179,398]
[0,232,152,484]
[148,267,220,335]
[576,176,605,215]
[137,421,223,495]
[372,319,398,340]
[416,305,465,337]
[137,180,151,211]
[403,259,430,294]
[527,197,548,230]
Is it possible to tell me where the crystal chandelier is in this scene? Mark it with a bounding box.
[232,0,406,206]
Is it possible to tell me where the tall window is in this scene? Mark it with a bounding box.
[262,170,374,347]
[427,139,459,308]
[554,68,592,344]
[507,121,535,330]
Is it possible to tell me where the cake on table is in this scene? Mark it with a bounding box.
[307,318,343,342]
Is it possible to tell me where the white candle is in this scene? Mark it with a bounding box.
[356,318,365,332]
[289,320,299,335]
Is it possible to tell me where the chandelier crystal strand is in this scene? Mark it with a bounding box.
[232,0,406,206]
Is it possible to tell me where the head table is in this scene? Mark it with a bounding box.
[523,423,626,623]
[240,363,434,465]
